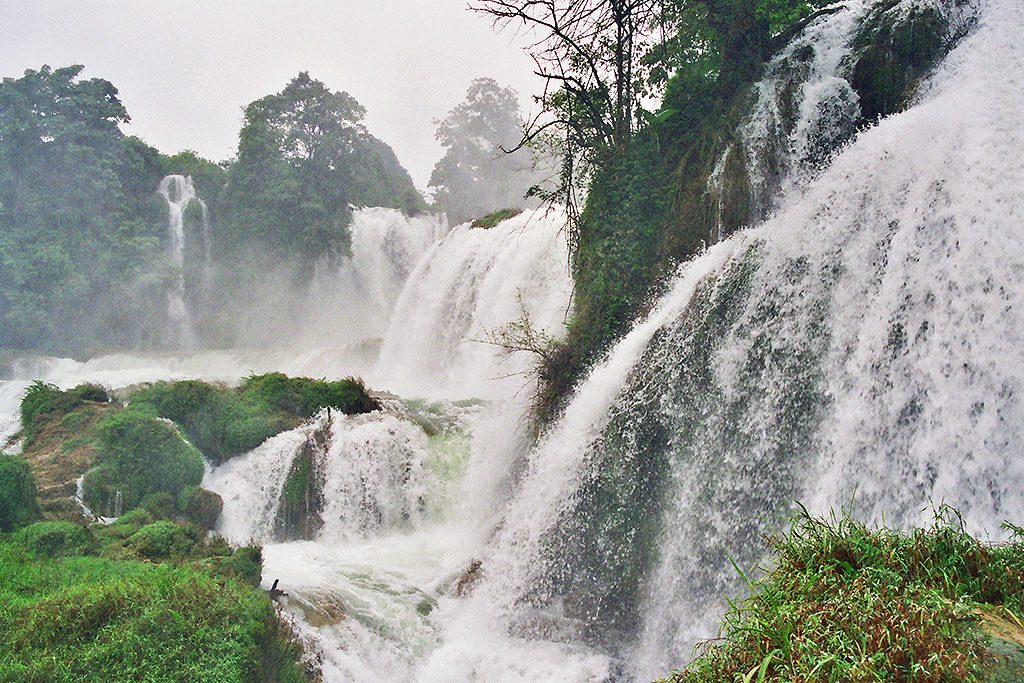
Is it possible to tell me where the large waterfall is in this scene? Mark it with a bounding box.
[157,174,209,348]
[2,0,1021,680]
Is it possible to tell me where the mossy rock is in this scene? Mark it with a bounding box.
[14,520,94,557]
[470,207,523,228]
[177,486,224,529]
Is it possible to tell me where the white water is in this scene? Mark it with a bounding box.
[157,175,207,348]
[3,1,1020,680]
[377,208,571,399]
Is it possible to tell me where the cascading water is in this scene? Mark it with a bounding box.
[157,175,209,348]
[431,1,1022,680]
[377,208,572,399]
[2,1,1018,679]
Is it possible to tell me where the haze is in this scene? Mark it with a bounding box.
[0,0,538,188]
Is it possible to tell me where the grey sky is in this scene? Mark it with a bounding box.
[0,1,539,188]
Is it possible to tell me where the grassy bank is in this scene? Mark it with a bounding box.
[659,509,1024,682]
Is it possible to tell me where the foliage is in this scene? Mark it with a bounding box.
[19,381,108,443]
[126,520,198,560]
[660,509,1024,683]
[219,71,424,267]
[0,538,307,682]
[0,456,39,531]
[130,374,378,463]
[429,78,538,225]
[0,65,167,355]
[85,409,204,511]
[471,207,525,229]
[13,521,94,557]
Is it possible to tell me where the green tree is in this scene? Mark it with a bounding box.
[429,78,539,225]
[219,72,424,265]
[0,65,165,354]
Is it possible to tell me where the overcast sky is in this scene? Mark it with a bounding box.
[0,1,540,188]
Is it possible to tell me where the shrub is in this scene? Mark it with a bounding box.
[240,372,379,416]
[0,456,39,531]
[20,382,109,442]
[86,410,204,510]
[127,520,198,561]
[470,207,523,228]
[211,545,264,587]
[13,521,94,557]
[139,491,177,519]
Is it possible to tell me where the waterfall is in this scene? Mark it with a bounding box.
[440,0,1023,679]
[157,175,209,348]
[377,208,572,399]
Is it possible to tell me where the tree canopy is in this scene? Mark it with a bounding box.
[429,77,540,225]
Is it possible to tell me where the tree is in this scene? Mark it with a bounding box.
[428,77,539,225]
[220,72,423,264]
[0,65,165,354]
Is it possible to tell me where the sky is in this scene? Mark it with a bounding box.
[0,1,540,188]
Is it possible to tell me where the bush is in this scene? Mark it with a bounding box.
[177,486,224,529]
[127,520,198,561]
[211,545,264,587]
[13,521,94,557]
[85,410,204,510]
[139,491,177,519]
[20,382,109,442]
[240,372,380,417]
[0,456,39,531]
[130,374,379,463]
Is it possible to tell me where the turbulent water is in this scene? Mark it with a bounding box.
[2,1,1022,680]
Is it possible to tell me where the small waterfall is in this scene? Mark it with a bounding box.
[377,208,572,399]
[157,175,209,348]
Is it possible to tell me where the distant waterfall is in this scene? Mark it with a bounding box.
[157,175,209,348]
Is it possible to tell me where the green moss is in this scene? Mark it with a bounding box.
[19,381,109,444]
[660,510,1024,683]
[850,1,952,121]
[13,521,94,558]
[470,207,524,228]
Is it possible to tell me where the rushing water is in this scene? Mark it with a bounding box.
[2,0,1021,680]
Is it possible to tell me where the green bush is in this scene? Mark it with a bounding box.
[210,545,264,587]
[240,372,379,417]
[126,520,198,561]
[85,410,204,511]
[20,382,109,442]
[177,486,224,529]
[0,456,39,531]
[130,374,378,463]
[139,491,177,519]
[13,521,94,557]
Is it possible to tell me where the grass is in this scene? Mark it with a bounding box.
[659,507,1024,683]
[0,538,306,682]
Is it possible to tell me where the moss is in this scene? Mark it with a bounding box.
[273,420,329,541]
[19,381,109,445]
[470,207,524,228]
[850,1,953,121]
